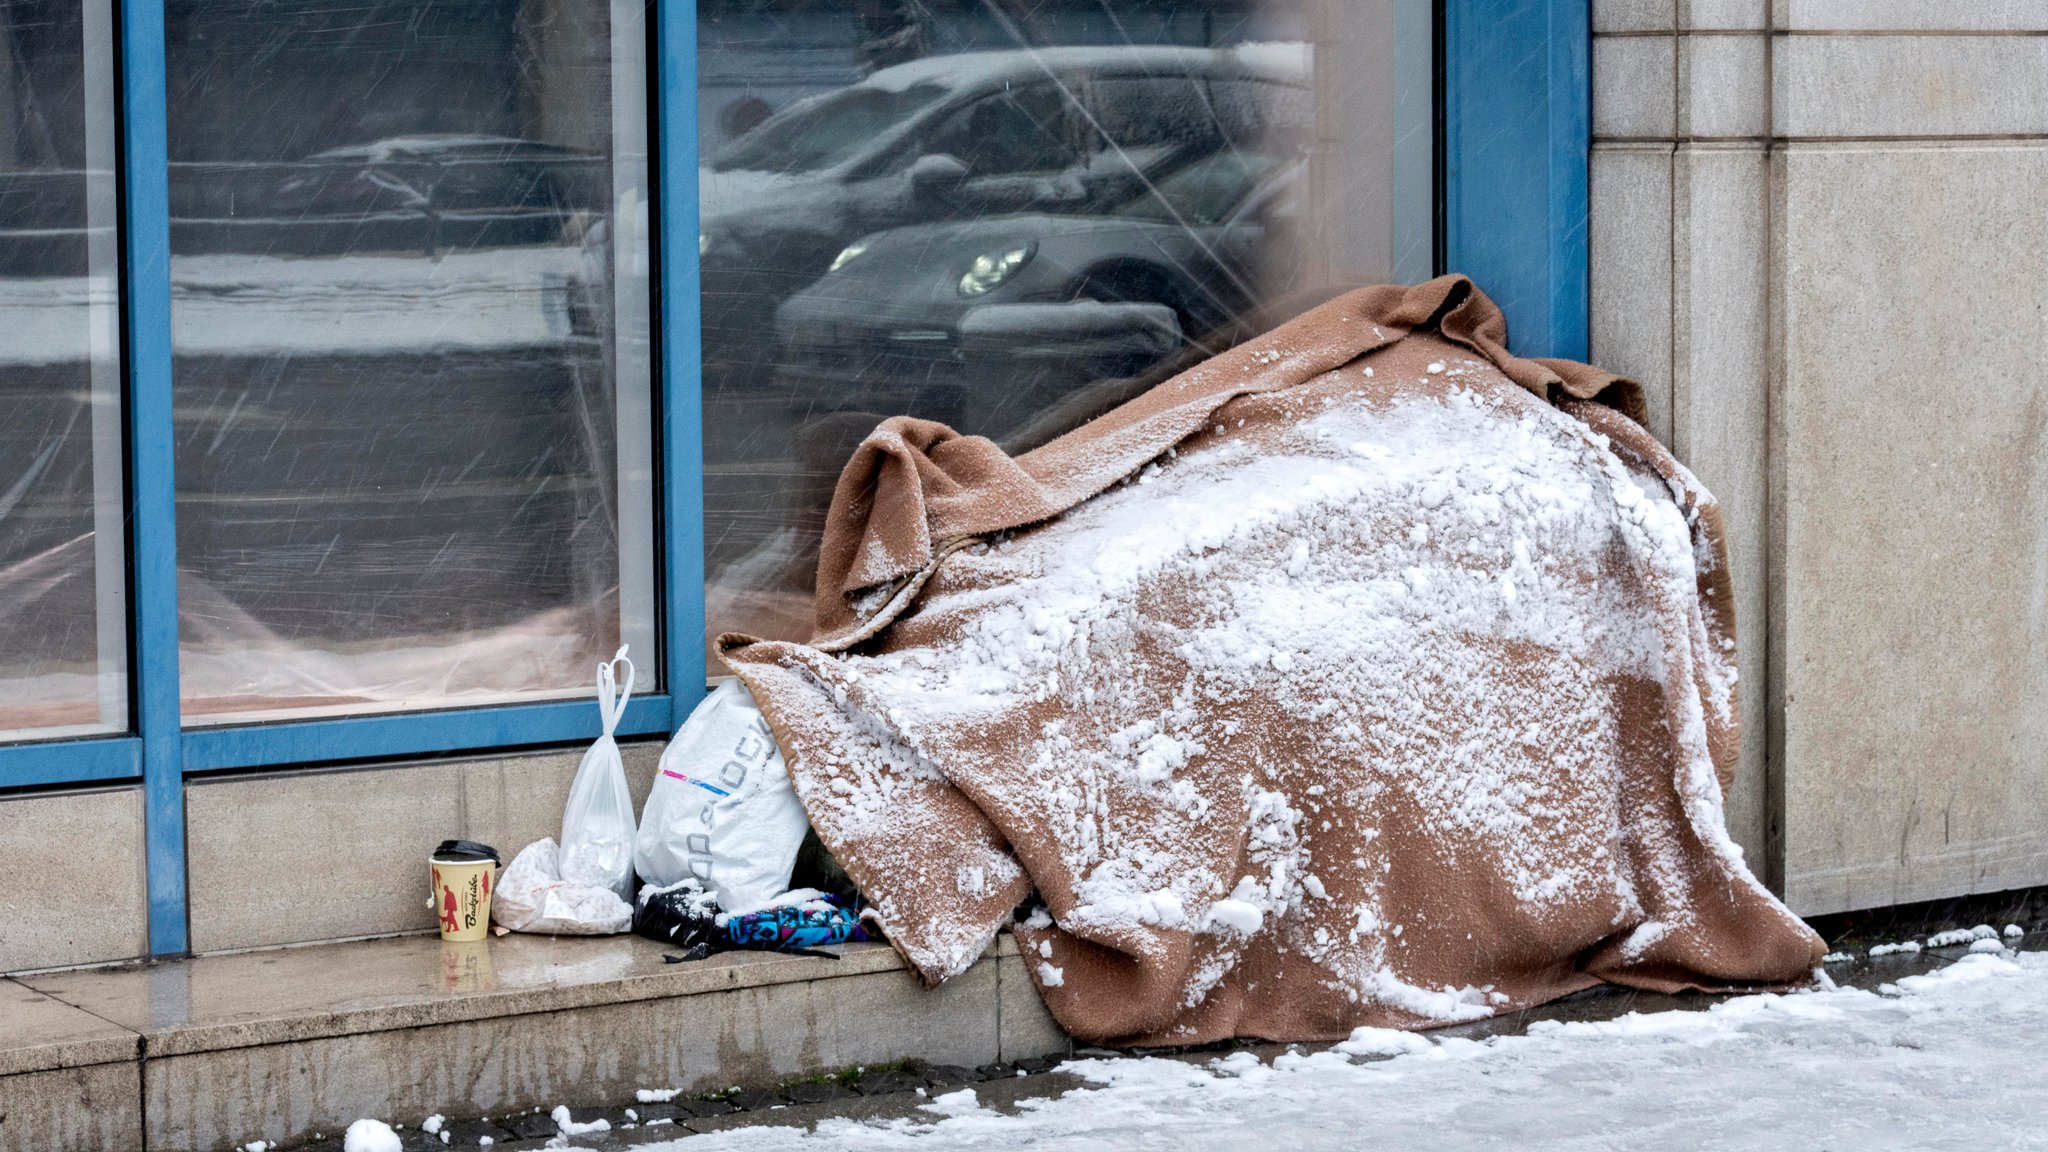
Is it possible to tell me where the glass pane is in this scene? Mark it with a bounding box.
[0,0,127,741]
[167,0,656,724]
[699,0,1434,649]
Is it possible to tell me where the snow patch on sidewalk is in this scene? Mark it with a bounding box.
[920,1089,985,1118]
[636,952,2048,1151]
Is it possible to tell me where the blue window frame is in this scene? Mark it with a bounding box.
[1443,0,1592,361]
[0,0,1585,957]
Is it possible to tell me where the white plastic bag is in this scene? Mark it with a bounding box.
[491,837,633,935]
[558,646,638,902]
[634,679,808,914]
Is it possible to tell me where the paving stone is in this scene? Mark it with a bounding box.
[400,1128,451,1151]
[676,1097,739,1118]
[974,1062,1014,1081]
[677,1088,931,1137]
[628,1103,683,1125]
[470,1132,535,1147]
[726,1089,785,1111]
[921,1064,977,1086]
[852,1069,923,1096]
[446,1118,518,1147]
[783,1081,854,1105]
[588,1108,639,1130]
[501,1111,561,1141]
[1012,1056,1059,1074]
[612,1117,699,1146]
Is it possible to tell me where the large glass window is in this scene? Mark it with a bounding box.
[698,0,1434,648]
[165,0,656,723]
[0,0,126,741]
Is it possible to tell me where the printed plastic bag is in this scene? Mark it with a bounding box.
[492,837,633,935]
[558,646,638,902]
[633,679,808,913]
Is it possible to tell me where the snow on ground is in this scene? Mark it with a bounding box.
[644,951,2048,1151]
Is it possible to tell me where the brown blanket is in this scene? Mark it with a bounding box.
[721,276,1824,1046]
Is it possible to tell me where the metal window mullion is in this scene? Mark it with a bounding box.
[1442,0,1591,360]
[656,0,706,715]
[119,0,186,957]
[179,694,679,773]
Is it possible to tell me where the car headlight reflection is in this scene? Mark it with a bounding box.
[828,241,869,273]
[957,243,1035,297]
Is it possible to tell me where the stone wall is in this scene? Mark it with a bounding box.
[0,741,663,972]
[1591,0,2048,913]
[0,788,148,973]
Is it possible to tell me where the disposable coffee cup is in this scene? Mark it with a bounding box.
[429,840,501,943]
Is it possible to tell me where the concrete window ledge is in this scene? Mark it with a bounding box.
[0,933,1069,1152]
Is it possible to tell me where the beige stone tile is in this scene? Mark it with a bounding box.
[139,957,1000,1152]
[1774,0,2048,31]
[0,788,147,973]
[1594,35,1677,139]
[0,980,138,1076]
[1590,143,1676,444]
[1773,35,2048,138]
[996,953,1073,1062]
[0,1062,143,1152]
[1682,0,1765,28]
[1679,34,1767,137]
[1670,143,1772,872]
[185,763,461,952]
[1772,142,2048,914]
[20,932,919,1057]
[457,739,663,862]
[183,742,665,954]
[1595,0,1674,34]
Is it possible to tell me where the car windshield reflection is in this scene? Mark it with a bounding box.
[711,82,951,175]
[1112,149,1286,226]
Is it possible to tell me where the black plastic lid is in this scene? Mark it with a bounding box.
[431,839,501,864]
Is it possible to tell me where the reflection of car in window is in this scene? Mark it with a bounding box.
[172,134,604,257]
[1113,150,1287,228]
[697,43,1310,393]
[926,84,1077,177]
[770,146,1306,443]
[712,85,951,176]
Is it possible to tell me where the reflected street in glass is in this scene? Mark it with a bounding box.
[699,0,1433,650]
[0,0,127,740]
[166,0,657,722]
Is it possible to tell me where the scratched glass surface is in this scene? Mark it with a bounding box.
[698,0,1433,651]
[0,0,127,741]
[167,1,657,723]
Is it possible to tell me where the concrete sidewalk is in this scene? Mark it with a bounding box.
[5,902,2039,1152]
[0,934,1066,1152]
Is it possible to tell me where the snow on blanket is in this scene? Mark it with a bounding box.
[642,950,2048,1151]
[722,277,1822,1046]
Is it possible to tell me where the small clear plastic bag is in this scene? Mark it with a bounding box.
[557,646,639,901]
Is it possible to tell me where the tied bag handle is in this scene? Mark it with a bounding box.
[595,645,635,736]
